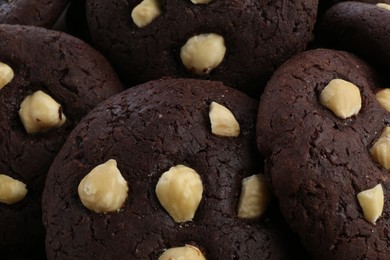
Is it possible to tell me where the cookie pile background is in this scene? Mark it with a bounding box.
[1,0,390,259]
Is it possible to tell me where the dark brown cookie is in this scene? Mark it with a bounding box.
[319,2,390,76]
[257,48,390,259]
[0,24,123,257]
[85,0,318,97]
[0,0,69,28]
[43,78,310,259]
[319,0,390,10]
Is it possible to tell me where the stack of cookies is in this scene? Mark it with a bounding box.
[1,0,389,259]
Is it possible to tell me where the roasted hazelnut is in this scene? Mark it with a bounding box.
[209,101,240,137]
[238,174,272,219]
[156,165,203,223]
[0,61,14,89]
[375,88,390,112]
[159,244,205,260]
[78,159,128,213]
[19,90,66,134]
[370,126,390,170]
[377,3,390,10]
[181,33,226,75]
[320,79,361,119]
[131,0,162,28]
[191,0,212,4]
[357,184,384,225]
[0,174,28,205]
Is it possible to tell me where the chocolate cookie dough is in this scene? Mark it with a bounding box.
[0,24,123,257]
[257,48,390,259]
[43,78,309,259]
[85,0,318,97]
[0,0,69,28]
[320,2,390,75]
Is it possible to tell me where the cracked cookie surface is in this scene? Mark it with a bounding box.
[43,78,310,259]
[85,0,318,97]
[320,2,390,76]
[0,0,69,27]
[257,48,390,259]
[0,24,123,257]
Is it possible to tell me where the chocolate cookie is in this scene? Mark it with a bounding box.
[319,2,390,76]
[43,78,310,259]
[0,0,69,28]
[85,0,318,97]
[319,0,390,9]
[257,48,390,259]
[0,24,123,257]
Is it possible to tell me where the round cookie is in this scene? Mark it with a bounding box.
[319,2,390,76]
[43,78,310,259]
[0,0,69,28]
[0,24,123,257]
[319,0,390,9]
[85,0,318,97]
[257,48,390,259]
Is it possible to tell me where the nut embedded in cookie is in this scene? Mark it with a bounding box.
[0,174,28,205]
[357,184,384,225]
[377,3,390,11]
[78,159,128,213]
[180,33,226,75]
[131,0,162,28]
[18,90,67,134]
[155,165,203,223]
[375,88,390,112]
[209,101,240,137]
[370,126,390,170]
[191,0,213,4]
[159,244,205,260]
[320,79,362,119]
[0,61,14,89]
[238,174,272,219]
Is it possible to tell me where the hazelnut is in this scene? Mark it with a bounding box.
[377,3,390,11]
[180,33,226,75]
[375,88,390,112]
[78,159,128,213]
[357,184,384,225]
[155,165,203,223]
[209,101,240,137]
[370,126,390,170]
[0,61,14,89]
[0,174,28,205]
[238,174,272,219]
[191,0,212,4]
[159,244,205,260]
[131,0,162,28]
[18,90,66,134]
[319,79,362,119]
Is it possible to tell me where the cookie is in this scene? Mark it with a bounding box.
[319,2,390,76]
[43,78,310,259]
[257,48,390,259]
[85,0,318,97]
[0,24,123,257]
[319,0,390,10]
[0,0,69,28]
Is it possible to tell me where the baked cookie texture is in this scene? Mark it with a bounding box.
[43,78,310,259]
[0,24,123,257]
[320,2,390,75]
[257,48,390,259]
[0,0,69,27]
[85,0,318,97]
